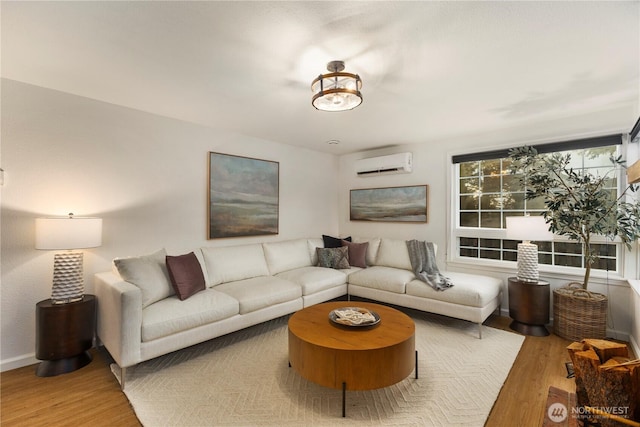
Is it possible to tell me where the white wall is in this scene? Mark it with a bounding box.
[0,79,340,370]
[3,78,636,370]
[339,147,447,248]
[339,134,637,340]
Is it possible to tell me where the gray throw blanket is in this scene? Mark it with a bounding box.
[406,240,453,291]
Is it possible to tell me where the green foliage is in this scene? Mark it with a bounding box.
[509,146,640,289]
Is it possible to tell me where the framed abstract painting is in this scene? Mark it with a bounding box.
[208,152,279,238]
[350,185,428,222]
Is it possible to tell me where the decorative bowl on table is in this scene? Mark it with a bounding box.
[329,307,381,327]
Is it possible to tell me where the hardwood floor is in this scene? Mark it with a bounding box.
[1,314,577,427]
[485,315,576,426]
[1,346,140,427]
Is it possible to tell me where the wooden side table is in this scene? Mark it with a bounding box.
[35,294,96,377]
[508,278,550,336]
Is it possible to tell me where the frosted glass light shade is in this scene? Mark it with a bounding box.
[311,60,362,112]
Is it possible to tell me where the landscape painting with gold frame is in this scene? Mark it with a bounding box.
[350,185,428,222]
[208,152,279,238]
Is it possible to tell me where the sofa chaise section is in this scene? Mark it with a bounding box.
[346,238,502,338]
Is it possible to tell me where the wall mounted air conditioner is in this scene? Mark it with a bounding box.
[355,152,413,176]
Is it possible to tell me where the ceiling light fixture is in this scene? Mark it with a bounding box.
[311,60,362,112]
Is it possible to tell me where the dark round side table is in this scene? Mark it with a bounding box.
[508,278,550,336]
[35,294,96,377]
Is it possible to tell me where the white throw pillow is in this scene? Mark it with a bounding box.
[113,248,174,308]
[375,238,412,270]
[200,244,270,286]
[307,238,323,265]
[263,239,312,275]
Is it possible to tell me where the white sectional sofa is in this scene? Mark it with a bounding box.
[347,238,503,338]
[95,237,502,389]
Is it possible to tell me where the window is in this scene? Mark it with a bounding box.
[452,136,622,274]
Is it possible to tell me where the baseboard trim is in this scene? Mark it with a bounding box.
[497,307,631,343]
[1,353,38,372]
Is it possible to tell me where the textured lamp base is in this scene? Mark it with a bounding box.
[516,242,539,282]
[51,252,84,304]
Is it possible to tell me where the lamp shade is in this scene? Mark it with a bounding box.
[35,216,102,250]
[628,159,640,184]
[506,216,553,241]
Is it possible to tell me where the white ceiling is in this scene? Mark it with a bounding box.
[2,1,639,154]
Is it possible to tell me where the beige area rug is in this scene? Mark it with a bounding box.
[113,308,524,426]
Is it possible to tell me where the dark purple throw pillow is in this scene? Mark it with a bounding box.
[341,240,369,268]
[166,252,206,301]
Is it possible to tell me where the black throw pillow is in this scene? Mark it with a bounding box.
[322,234,352,248]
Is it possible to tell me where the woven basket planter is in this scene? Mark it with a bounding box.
[553,283,607,341]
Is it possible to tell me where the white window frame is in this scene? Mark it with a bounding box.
[446,138,631,283]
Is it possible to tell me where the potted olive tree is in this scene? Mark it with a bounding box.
[509,146,640,341]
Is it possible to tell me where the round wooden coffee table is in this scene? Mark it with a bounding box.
[288,301,416,417]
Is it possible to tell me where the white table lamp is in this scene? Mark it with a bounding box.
[36,213,102,304]
[506,215,553,282]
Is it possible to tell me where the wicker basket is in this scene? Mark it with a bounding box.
[553,283,607,341]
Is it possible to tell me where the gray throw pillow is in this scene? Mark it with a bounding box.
[316,246,350,269]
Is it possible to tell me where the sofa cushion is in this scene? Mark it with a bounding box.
[262,239,312,275]
[352,237,381,266]
[347,266,416,294]
[322,234,351,248]
[166,252,206,300]
[307,238,323,265]
[276,266,347,295]
[201,244,269,286]
[215,276,302,314]
[141,288,239,342]
[113,248,174,308]
[405,271,501,308]
[341,240,369,268]
[342,266,364,277]
[375,238,412,270]
[192,249,209,285]
[316,246,350,269]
